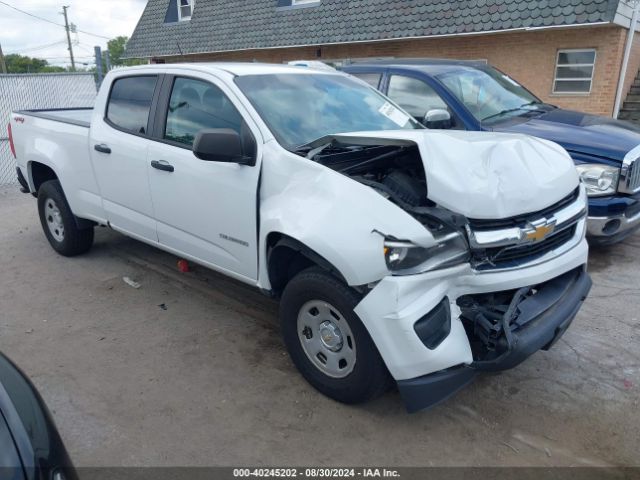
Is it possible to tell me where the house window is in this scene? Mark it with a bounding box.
[277,0,320,9]
[553,49,596,94]
[178,0,194,21]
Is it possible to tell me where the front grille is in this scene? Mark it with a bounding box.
[467,186,585,271]
[468,188,580,231]
[627,158,640,193]
[473,225,577,270]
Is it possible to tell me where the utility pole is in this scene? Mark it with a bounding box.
[103,50,111,72]
[0,41,7,74]
[61,5,76,71]
[94,46,103,87]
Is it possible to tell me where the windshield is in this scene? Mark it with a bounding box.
[437,66,542,124]
[235,73,421,149]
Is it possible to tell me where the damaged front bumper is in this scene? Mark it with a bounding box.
[458,266,592,372]
[398,267,591,413]
[354,237,590,413]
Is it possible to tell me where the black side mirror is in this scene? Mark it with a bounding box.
[423,109,452,129]
[0,353,78,480]
[193,128,256,166]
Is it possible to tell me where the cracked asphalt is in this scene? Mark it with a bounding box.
[0,186,638,467]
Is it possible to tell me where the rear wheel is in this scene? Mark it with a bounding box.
[280,267,391,404]
[37,180,94,256]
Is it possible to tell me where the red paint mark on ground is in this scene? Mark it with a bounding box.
[177,259,190,273]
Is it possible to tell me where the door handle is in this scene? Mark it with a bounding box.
[94,144,111,154]
[151,160,175,173]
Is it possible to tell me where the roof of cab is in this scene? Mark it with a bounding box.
[343,58,490,76]
[349,58,485,66]
[113,62,341,77]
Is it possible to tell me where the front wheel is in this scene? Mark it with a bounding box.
[37,180,94,257]
[280,267,391,404]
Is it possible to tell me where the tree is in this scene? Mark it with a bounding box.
[5,54,66,74]
[107,36,145,67]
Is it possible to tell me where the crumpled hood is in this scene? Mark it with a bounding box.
[321,130,579,219]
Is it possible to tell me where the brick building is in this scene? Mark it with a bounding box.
[124,0,640,118]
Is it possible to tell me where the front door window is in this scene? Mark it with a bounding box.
[387,75,449,121]
[165,77,243,147]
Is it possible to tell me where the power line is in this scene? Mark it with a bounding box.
[0,1,111,40]
[8,40,68,55]
[73,29,110,41]
[73,30,109,41]
[38,56,94,59]
[75,43,95,55]
[0,0,64,28]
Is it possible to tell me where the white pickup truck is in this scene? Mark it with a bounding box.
[8,64,592,412]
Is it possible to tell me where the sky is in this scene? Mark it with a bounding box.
[0,0,148,68]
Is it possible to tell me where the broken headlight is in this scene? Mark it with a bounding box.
[384,229,470,275]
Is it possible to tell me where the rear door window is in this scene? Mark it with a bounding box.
[106,76,158,135]
[351,73,382,89]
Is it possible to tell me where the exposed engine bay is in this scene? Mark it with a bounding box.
[313,144,430,209]
[303,141,468,235]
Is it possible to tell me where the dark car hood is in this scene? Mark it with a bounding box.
[494,108,640,163]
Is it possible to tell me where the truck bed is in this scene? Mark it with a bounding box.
[16,108,93,128]
[11,106,96,208]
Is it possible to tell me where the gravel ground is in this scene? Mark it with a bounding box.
[0,186,638,467]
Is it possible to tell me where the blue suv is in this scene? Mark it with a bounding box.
[342,59,640,246]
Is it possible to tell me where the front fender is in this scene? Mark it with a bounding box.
[257,142,435,289]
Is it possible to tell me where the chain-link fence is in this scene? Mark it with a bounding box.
[0,73,97,186]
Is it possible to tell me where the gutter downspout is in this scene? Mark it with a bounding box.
[614,0,640,118]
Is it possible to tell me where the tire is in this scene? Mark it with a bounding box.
[37,180,94,257]
[280,267,391,404]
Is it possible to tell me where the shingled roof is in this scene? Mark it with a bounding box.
[124,0,622,59]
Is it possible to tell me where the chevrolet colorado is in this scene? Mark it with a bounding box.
[9,64,592,412]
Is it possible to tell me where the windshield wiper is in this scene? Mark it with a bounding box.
[293,137,370,159]
[481,101,541,123]
[291,136,334,156]
[292,143,333,159]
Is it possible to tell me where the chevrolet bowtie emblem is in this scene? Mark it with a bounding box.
[524,219,557,243]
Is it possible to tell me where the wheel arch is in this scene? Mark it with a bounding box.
[29,164,95,229]
[266,232,348,298]
[28,161,58,195]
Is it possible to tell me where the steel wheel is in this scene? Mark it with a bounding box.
[281,268,391,404]
[44,198,65,242]
[297,300,356,378]
[37,180,94,257]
